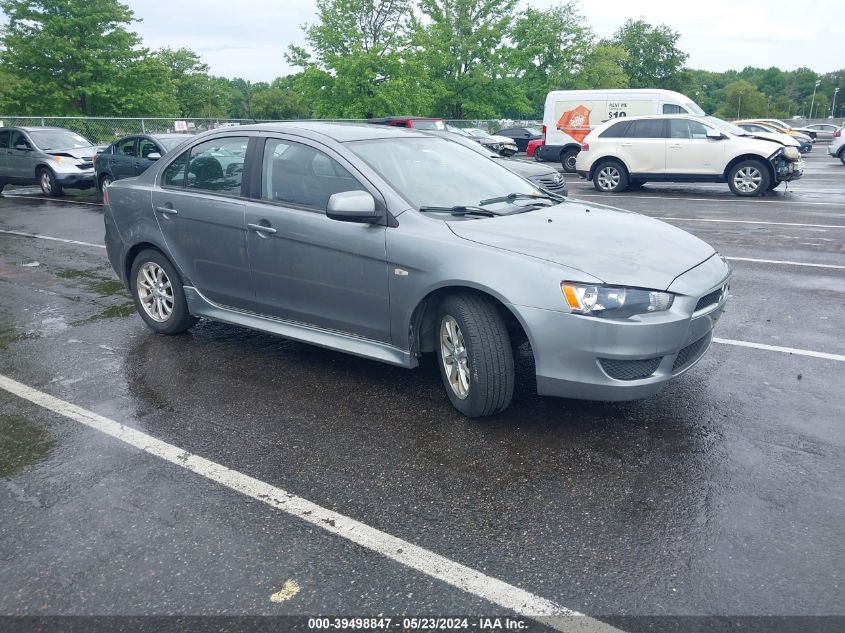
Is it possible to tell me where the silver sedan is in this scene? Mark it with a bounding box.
[104,123,730,417]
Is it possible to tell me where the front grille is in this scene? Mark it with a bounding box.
[531,174,566,192]
[77,162,93,170]
[695,286,724,312]
[599,356,662,381]
[672,333,711,372]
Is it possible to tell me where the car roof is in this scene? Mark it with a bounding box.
[10,126,72,132]
[196,121,431,143]
[367,116,442,123]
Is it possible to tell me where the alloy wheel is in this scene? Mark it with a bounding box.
[733,166,762,193]
[136,261,174,322]
[440,315,470,399]
[40,171,52,194]
[597,166,620,191]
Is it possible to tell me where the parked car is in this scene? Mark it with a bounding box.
[828,126,845,165]
[425,129,567,196]
[526,138,544,158]
[462,127,518,156]
[734,120,813,153]
[803,123,841,141]
[95,134,190,191]
[0,126,98,196]
[731,122,805,151]
[104,122,730,417]
[494,126,543,152]
[752,118,819,139]
[367,116,446,130]
[576,114,804,197]
[541,88,704,171]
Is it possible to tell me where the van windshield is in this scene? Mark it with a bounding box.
[685,102,705,116]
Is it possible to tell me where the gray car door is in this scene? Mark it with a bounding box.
[150,135,255,310]
[112,137,138,181]
[244,136,391,343]
[8,130,35,181]
[0,130,10,177]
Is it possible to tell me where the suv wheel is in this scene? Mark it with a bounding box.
[727,160,770,196]
[98,174,113,192]
[839,147,845,166]
[561,148,579,173]
[593,160,629,193]
[436,294,514,418]
[38,167,63,197]
[130,249,198,334]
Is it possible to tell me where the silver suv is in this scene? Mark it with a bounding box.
[0,126,98,196]
[104,123,730,417]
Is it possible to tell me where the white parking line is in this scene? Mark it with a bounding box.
[0,229,106,249]
[1,194,101,206]
[0,373,622,633]
[714,338,845,362]
[656,217,845,229]
[571,192,845,207]
[724,257,845,270]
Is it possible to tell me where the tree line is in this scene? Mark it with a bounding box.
[1,0,842,121]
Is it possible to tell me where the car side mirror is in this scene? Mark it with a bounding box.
[326,190,379,223]
[706,129,725,140]
[14,143,31,151]
[146,152,162,160]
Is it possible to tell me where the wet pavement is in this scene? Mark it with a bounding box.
[1,150,843,631]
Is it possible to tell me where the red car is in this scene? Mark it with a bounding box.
[526,137,544,159]
[367,116,446,131]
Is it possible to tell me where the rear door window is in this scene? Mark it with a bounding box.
[626,120,667,138]
[261,138,365,211]
[599,120,633,138]
[185,137,248,196]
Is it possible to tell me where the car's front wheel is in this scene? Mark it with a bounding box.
[727,160,770,196]
[38,167,63,197]
[592,160,629,193]
[436,294,514,418]
[130,249,197,334]
[561,148,579,173]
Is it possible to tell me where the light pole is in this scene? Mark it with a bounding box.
[737,91,743,119]
[832,87,840,118]
[809,79,821,121]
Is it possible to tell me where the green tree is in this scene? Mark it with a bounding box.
[610,19,688,89]
[718,80,767,119]
[572,44,629,90]
[251,79,310,120]
[0,0,165,115]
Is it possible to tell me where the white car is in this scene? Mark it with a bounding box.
[804,123,842,141]
[828,127,845,164]
[575,114,805,197]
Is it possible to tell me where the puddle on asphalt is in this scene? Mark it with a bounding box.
[71,303,136,325]
[55,269,128,297]
[0,415,56,477]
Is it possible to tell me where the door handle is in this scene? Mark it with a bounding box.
[620,142,632,147]
[669,143,682,149]
[155,206,178,215]
[248,223,277,235]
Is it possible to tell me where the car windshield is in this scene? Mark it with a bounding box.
[685,101,706,116]
[703,116,749,136]
[29,129,92,150]
[464,128,491,138]
[158,137,188,151]
[445,125,471,136]
[410,120,445,130]
[348,137,538,213]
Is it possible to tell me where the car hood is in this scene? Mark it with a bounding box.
[743,132,800,147]
[493,158,560,178]
[45,146,99,159]
[447,200,715,290]
[490,134,517,145]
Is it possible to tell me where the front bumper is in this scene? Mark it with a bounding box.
[776,159,804,183]
[55,168,95,189]
[516,255,731,401]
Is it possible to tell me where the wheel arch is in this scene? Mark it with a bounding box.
[588,155,630,181]
[408,284,532,358]
[723,153,774,182]
[124,241,190,288]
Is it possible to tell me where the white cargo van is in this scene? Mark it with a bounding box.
[539,89,704,171]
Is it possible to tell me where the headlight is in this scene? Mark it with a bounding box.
[561,282,674,318]
[782,146,801,161]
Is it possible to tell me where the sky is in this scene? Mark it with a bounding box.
[1,0,840,83]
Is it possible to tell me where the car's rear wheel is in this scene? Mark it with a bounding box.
[98,173,113,192]
[38,167,63,197]
[592,160,629,193]
[727,160,770,196]
[561,148,579,173]
[130,249,197,335]
[436,294,514,418]
[839,148,845,166]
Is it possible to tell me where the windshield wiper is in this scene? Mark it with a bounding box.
[418,205,498,217]
[478,192,564,207]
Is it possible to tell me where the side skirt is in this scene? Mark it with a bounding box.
[183,287,417,369]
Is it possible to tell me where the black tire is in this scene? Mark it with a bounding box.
[727,159,770,197]
[592,160,629,193]
[839,148,845,166]
[561,148,579,173]
[37,167,63,196]
[767,180,780,191]
[435,294,514,418]
[98,173,113,193]
[129,248,197,335]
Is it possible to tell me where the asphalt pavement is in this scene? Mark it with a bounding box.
[1,149,843,633]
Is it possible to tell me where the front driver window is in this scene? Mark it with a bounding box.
[670,119,710,139]
[261,139,364,211]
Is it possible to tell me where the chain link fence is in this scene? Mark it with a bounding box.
[0,116,541,143]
